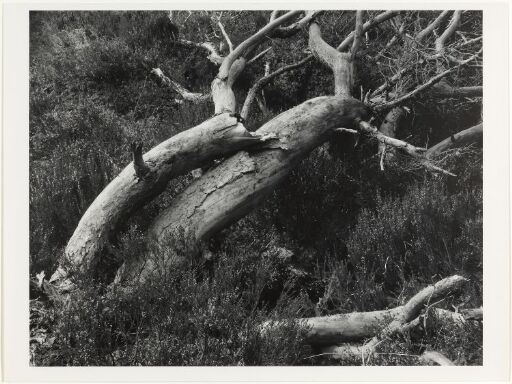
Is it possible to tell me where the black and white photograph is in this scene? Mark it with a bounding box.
[26,8,488,367]
[1,3,509,379]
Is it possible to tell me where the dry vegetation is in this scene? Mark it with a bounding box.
[30,10,482,366]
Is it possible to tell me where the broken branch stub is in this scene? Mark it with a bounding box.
[117,96,369,283]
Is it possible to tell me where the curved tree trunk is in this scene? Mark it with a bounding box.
[59,113,277,280]
[53,11,308,285]
[51,10,482,291]
[117,96,369,283]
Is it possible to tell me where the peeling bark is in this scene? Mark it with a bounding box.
[57,113,280,283]
[118,96,369,283]
[212,57,246,114]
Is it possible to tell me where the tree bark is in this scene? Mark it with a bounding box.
[309,22,353,96]
[263,307,403,346]
[58,113,278,281]
[378,107,406,158]
[320,275,468,360]
[117,96,369,283]
[430,83,482,98]
[53,11,310,285]
[53,11,481,291]
[426,123,483,158]
[261,276,476,347]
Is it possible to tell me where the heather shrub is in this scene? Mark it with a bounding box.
[29,10,483,367]
[345,177,482,308]
[30,240,312,366]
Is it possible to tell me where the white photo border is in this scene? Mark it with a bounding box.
[2,1,510,382]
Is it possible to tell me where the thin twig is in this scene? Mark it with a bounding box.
[373,48,482,111]
[247,47,272,65]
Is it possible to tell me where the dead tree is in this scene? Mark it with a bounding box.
[49,11,483,308]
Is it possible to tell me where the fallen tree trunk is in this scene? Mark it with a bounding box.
[57,113,278,282]
[117,96,369,283]
[261,276,481,347]
[430,83,483,98]
[52,10,309,287]
[263,307,403,346]
[320,275,469,360]
[266,306,482,348]
[426,123,483,158]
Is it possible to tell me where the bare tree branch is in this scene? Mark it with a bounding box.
[374,18,405,60]
[172,39,224,65]
[378,107,406,158]
[218,11,302,80]
[241,56,314,120]
[456,35,482,49]
[426,123,483,158]
[430,83,482,98]
[356,119,456,176]
[337,11,400,51]
[350,11,364,60]
[247,47,272,65]
[435,11,462,53]
[373,48,482,111]
[369,64,417,99]
[309,22,353,96]
[269,10,281,22]
[416,10,451,43]
[253,11,400,101]
[151,68,211,103]
[321,275,468,361]
[218,20,233,52]
[419,351,455,366]
[271,10,322,38]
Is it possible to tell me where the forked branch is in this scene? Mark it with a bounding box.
[356,119,456,176]
[309,22,353,96]
[373,48,482,111]
[321,276,468,361]
[337,11,400,51]
[416,10,451,43]
[241,56,314,120]
[435,11,462,53]
[218,11,302,80]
